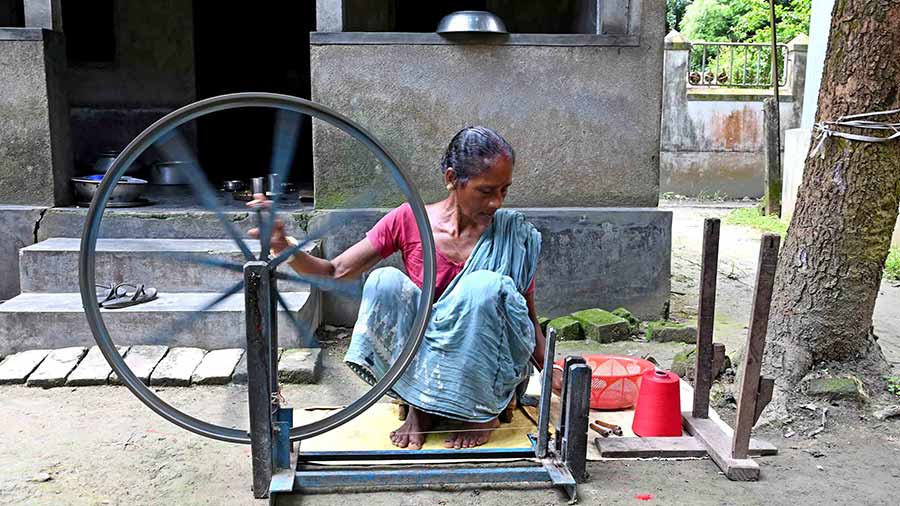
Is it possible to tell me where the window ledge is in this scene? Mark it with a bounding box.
[310,32,640,47]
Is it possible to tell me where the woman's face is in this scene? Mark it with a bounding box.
[448,155,514,226]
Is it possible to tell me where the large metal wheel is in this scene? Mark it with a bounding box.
[79,92,436,444]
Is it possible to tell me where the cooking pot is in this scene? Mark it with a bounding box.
[150,161,194,185]
[92,150,141,176]
[436,11,507,34]
[72,175,148,204]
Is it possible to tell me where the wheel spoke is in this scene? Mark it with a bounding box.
[274,289,319,348]
[260,110,303,260]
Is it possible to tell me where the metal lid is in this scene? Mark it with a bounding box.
[436,10,508,34]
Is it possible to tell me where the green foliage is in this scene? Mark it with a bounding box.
[886,376,900,397]
[679,0,810,43]
[885,247,900,281]
[667,0,694,31]
[725,207,788,235]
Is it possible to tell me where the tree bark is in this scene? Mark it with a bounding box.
[762,0,900,393]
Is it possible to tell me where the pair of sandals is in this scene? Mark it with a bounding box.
[96,282,158,309]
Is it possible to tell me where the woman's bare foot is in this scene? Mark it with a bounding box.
[443,417,500,449]
[390,407,432,449]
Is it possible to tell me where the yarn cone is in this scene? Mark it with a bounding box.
[632,369,682,437]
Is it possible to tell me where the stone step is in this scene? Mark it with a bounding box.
[66,345,129,386]
[0,291,319,355]
[19,238,320,293]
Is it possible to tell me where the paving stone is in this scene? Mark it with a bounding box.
[149,347,206,386]
[26,347,88,388]
[571,308,630,343]
[547,316,583,341]
[278,348,322,384]
[66,346,129,386]
[234,348,284,385]
[232,352,248,384]
[191,348,244,385]
[646,321,697,343]
[807,375,867,402]
[110,345,168,385]
[0,350,50,385]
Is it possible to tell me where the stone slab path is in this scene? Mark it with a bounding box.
[0,349,49,385]
[110,345,168,385]
[150,347,207,386]
[66,346,129,386]
[26,347,87,388]
[192,348,244,385]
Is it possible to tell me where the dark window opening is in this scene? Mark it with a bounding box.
[0,0,24,27]
[192,1,315,187]
[61,0,116,65]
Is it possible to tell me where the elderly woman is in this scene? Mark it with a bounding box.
[251,126,545,450]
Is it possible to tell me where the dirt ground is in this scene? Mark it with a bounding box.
[2,203,899,506]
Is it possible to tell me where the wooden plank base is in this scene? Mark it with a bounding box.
[682,412,760,481]
[596,436,777,459]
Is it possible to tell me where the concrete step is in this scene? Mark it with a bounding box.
[0,291,319,355]
[19,238,320,293]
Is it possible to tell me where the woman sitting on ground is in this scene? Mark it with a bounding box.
[250,126,545,449]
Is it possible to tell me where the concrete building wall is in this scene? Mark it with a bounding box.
[659,32,807,199]
[309,0,665,209]
[311,208,672,325]
[0,28,72,206]
[0,206,47,300]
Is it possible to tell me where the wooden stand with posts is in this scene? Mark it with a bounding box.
[595,221,780,482]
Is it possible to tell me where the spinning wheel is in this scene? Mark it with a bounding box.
[78,92,437,444]
[79,93,589,502]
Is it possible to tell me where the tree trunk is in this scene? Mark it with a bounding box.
[763,0,900,394]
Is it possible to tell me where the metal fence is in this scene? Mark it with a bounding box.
[688,42,788,88]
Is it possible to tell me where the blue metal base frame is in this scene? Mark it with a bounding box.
[260,330,589,503]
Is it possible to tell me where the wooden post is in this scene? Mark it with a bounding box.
[732,233,780,459]
[763,97,782,216]
[693,218,720,418]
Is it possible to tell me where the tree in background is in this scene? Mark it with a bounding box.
[667,0,694,31]
[762,0,899,402]
[678,0,811,42]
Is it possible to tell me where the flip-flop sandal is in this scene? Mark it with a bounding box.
[96,283,120,306]
[102,283,159,309]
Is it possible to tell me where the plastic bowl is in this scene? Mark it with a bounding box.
[554,354,656,410]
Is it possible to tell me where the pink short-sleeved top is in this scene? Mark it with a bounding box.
[366,203,536,300]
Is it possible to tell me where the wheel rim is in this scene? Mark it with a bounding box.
[79,92,436,443]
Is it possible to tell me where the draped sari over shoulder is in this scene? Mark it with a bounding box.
[344,208,542,422]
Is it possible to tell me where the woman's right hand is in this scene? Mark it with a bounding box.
[246,193,292,254]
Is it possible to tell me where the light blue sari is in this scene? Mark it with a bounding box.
[344,209,542,422]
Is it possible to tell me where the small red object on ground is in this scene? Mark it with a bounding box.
[635,493,654,500]
[632,369,682,437]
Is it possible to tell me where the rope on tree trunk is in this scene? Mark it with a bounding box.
[812,108,900,158]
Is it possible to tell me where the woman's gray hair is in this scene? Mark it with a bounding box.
[440,126,515,184]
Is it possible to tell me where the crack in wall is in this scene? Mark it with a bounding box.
[32,208,48,244]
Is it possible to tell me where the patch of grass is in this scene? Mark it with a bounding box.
[885,376,900,397]
[885,247,900,281]
[725,207,788,236]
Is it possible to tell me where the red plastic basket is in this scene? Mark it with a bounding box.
[554,354,656,410]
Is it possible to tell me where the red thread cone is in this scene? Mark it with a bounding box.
[632,369,682,437]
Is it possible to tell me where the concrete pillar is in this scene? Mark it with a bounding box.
[316,0,342,32]
[787,34,809,129]
[0,29,73,206]
[23,0,61,31]
[660,30,691,152]
[801,0,836,128]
